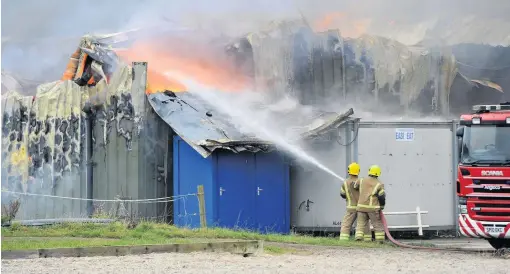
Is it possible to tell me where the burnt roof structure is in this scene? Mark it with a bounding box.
[148,90,354,157]
[227,20,506,116]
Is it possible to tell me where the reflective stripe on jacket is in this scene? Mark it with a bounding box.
[340,176,360,212]
[354,176,385,212]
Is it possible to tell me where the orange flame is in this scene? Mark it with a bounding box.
[314,12,372,38]
[115,37,251,94]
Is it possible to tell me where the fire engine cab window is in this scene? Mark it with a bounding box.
[461,125,510,163]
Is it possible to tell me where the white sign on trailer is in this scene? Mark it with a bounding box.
[395,128,415,141]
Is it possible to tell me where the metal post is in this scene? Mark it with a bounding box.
[341,38,346,100]
[166,130,174,224]
[345,123,351,166]
[451,120,459,236]
[197,185,207,228]
[353,120,359,163]
[83,106,94,217]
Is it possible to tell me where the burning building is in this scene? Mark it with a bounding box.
[1,32,354,224]
[1,19,508,225]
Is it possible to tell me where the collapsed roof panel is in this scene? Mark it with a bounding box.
[148,91,267,157]
[147,91,354,158]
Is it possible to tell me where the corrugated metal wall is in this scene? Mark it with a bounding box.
[1,62,172,222]
[309,31,346,105]
[91,62,171,221]
[250,27,359,106]
[2,80,93,220]
[250,26,348,105]
[249,25,454,115]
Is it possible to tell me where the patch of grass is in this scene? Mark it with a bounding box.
[1,221,392,251]
[263,244,311,255]
[264,245,288,255]
[406,241,436,248]
[3,238,117,250]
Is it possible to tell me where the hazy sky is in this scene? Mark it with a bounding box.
[2,0,509,80]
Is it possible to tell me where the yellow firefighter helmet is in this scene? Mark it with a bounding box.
[368,165,382,177]
[347,162,361,176]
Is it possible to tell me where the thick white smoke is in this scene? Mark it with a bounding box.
[2,0,510,81]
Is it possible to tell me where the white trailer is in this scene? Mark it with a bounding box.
[290,121,459,234]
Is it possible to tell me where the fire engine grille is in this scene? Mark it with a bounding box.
[478,196,510,201]
[474,203,510,208]
[472,202,510,217]
[475,212,509,217]
[473,179,510,185]
[472,188,510,194]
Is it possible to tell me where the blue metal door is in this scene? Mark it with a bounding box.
[174,138,211,228]
[217,151,256,230]
[254,152,290,234]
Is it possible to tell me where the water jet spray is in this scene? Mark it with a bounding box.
[165,73,346,181]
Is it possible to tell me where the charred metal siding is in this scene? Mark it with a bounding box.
[310,31,346,105]
[91,62,171,221]
[2,82,90,220]
[246,25,461,115]
[1,62,172,221]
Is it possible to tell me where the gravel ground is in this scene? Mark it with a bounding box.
[2,247,508,274]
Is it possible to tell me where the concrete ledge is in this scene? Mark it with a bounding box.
[2,240,263,260]
[402,239,494,252]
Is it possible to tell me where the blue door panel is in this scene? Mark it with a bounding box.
[173,138,212,228]
[254,152,289,234]
[217,151,256,230]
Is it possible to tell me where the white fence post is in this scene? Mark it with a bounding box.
[383,207,428,236]
[416,206,423,236]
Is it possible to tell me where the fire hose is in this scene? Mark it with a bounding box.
[380,211,491,253]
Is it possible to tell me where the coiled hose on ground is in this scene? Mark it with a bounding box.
[380,211,491,253]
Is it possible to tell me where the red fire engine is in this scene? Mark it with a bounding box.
[456,102,510,249]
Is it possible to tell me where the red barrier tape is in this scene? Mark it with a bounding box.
[380,211,490,253]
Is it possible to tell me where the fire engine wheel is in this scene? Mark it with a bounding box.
[487,239,510,250]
